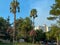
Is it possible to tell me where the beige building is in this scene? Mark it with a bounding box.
[34,24,49,32]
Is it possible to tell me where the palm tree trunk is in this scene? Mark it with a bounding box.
[59,16,60,26]
[57,37,59,45]
[32,17,35,44]
[13,13,16,44]
[33,17,34,27]
[33,36,34,43]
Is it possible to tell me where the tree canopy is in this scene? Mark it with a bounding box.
[16,17,32,38]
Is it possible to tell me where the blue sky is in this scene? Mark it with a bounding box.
[0,0,55,26]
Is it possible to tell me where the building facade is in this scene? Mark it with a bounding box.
[34,24,50,32]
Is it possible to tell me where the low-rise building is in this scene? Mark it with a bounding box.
[34,24,50,32]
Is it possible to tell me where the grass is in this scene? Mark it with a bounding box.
[17,42,40,45]
[0,42,13,45]
[0,42,39,45]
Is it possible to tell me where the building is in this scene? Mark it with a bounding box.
[34,24,50,32]
[34,26,40,30]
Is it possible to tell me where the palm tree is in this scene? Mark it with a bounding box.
[30,9,37,43]
[30,9,37,27]
[10,0,20,43]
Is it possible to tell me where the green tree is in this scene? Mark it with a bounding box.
[47,0,60,45]
[10,0,20,43]
[49,25,60,45]
[0,17,8,31]
[35,29,46,42]
[0,17,11,40]
[47,0,60,26]
[16,17,32,41]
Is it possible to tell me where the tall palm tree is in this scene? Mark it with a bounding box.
[30,9,37,27]
[30,9,37,43]
[10,0,20,43]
